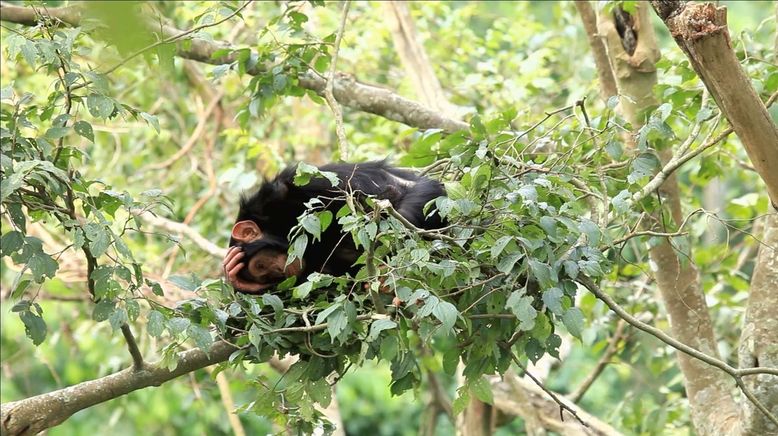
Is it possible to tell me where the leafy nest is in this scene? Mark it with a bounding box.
[176,125,610,401]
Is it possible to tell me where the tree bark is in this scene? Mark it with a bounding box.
[650,1,778,207]
[596,4,741,434]
[457,397,493,436]
[0,341,237,436]
[383,1,463,119]
[0,2,468,134]
[490,375,622,436]
[573,1,618,102]
[738,213,778,435]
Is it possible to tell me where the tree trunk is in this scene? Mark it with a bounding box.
[738,213,778,435]
[383,1,463,119]
[650,1,778,207]
[596,3,741,434]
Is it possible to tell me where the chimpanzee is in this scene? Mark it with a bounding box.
[223,161,446,294]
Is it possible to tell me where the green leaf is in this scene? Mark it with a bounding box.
[367,318,397,342]
[318,210,333,232]
[326,308,347,342]
[0,85,13,101]
[307,379,332,408]
[562,308,585,338]
[432,301,458,333]
[529,260,555,289]
[140,112,160,133]
[92,300,115,321]
[293,281,313,299]
[542,288,564,315]
[452,389,470,415]
[390,352,415,380]
[490,236,513,259]
[301,214,322,240]
[147,310,165,337]
[168,317,191,336]
[315,303,340,325]
[125,299,140,321]
[73,121,94,142]
[187,324,213,350]
[20,40,37,67]
[20,310,47,345]
[108,307,128,331]
[84,223,111,257]
[563,260,580,279]
[628,153,660,183]
[262,294,284,313]
[506,291,536,331]
[248,324,263,349]
[87,93,114,119]
[442,348,460,376]
[289,234,308,265]
[28,251,59,283]
[1,231,24,256]
[169,274,200,292]
[469,377,493,404]
[496,252,522,274]
[578,260,605,277]
[45,126,70,140]
[578,219,601,244]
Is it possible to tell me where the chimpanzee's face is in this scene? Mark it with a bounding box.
[230,220,303,290]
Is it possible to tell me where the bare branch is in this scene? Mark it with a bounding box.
[569,319,628,402]
[577,276,778,427]
[134,210,226,258]
[0,1,467,133]
[324,1,351,160]
[574,1,618,101]
[0,341,237,435]
[650,1,778,206]
[120,324,145,369]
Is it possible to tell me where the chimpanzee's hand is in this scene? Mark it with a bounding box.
[223,246,264,294]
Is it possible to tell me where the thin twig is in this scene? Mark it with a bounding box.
[507,350,590,427]
[577,276,778,426]
[569,319,628,402]
[145,90,224,171]
[324,1,351,160]
[612,229,688,246]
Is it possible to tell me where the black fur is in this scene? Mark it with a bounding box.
[231,161,445,286]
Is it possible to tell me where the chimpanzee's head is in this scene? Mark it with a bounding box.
[230,220,304,291]
[228,171,309,291]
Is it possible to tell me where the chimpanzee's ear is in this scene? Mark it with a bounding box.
[231,220,262,243]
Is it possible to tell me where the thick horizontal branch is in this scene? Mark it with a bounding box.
[0,341,237,436]
[0,2,468,133]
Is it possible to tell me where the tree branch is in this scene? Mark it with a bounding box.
[0,341,237,436]
[120,324,145,369]
[0,1,468,133]
[573,1,618,101]
[650,1,778,207]
[490,372,622,436]
[569,319,628,402]
[577,276,778,427]
[134,210,226,258]
[324,1,350,160]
